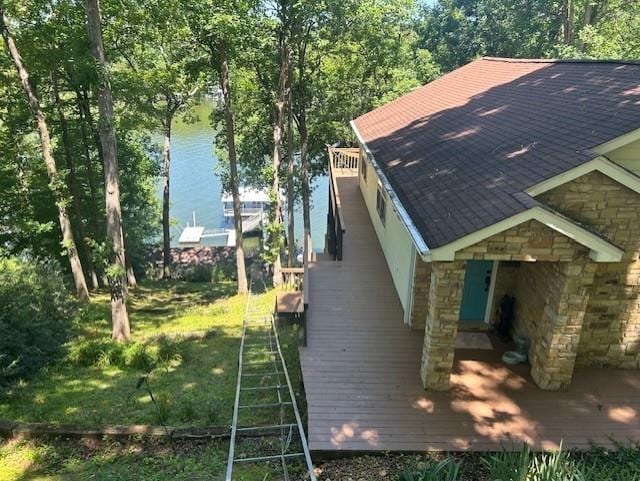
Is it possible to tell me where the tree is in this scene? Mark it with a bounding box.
[0,7,90,302]
[85,0,131,341]
[219,41,249,294]
[416,0,564,71]
[184,0,252,293]
[51,74,100,289]
[285,55,295,266]
[113,0,201,280]
[270,40,289,287]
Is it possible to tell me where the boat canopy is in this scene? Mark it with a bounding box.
[221,187,271,204]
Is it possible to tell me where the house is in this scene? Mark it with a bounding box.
[318,58,640,390]
[300,58,640,452]
[340,57,640,392]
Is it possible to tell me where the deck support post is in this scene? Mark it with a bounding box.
[529,259,594,390]
[420,261,465,390]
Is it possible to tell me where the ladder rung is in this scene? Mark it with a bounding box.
[242,360,274,366]
[236,423,296,432]
[244,350,277,355]
[238,401,292,409]
[242,372,278,377]
[240,384,287,391]
[235,452,305,463]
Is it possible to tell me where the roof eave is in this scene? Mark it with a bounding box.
[350,120,430,255]
[526,155,640,197]
[423,205,623,263]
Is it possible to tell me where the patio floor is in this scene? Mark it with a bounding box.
[299,174,640,453]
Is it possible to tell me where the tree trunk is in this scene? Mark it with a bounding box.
[75,88,107,287]
[53,76,100,290]
[79,85,105,168]
[0,9,90,302]
[298,108,311,251]
[124,234,137,289]
[577,0,594,52]
[74,86,103,233]
[286,60,295,267]
[295,34,312,256]
[563,0,574,44]
[85,0,131,342]
[271,43,290,286]
[161,114,173,279]
[219,41,248,294]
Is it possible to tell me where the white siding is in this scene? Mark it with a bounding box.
[607,138,640,174]
[358,149,416,320]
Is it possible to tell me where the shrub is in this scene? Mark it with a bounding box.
[0,257,75,387]
[181,264,212,283]
[65,337,184,371]
[398,459,461,481]
[121,343,154,371]
[482,444,531,481]
[157,335,184,364]
[483,444,603,481]
[66,340,117,367]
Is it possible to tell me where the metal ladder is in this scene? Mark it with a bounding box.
[225,284,317,481]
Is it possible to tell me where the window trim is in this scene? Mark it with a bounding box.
[376,182,387,225]
[360,152,368,181]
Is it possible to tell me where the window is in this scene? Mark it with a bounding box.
[360,152,368,181]
[376,183,386,225]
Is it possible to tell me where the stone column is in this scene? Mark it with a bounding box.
[530,259,595,390]
[420,261,465,390]
[410,259,432,330]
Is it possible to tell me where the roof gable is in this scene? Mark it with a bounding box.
[352,57,640,251]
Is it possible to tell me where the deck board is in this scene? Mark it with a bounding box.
[276,292,304,314]
[299,174,640,453]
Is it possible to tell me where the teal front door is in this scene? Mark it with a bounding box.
[459,260,493,322]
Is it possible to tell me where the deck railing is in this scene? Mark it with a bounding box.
[302,233,312,346]
[273,233,312,346]
[329,147,360,170]
[223,206,264,217]
[281,267,304,290]
[326,147,359,261]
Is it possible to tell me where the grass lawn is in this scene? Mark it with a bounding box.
[2,438,640,481]
[0,438,227,481]
[0,280,276,428]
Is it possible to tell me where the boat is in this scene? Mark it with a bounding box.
[178,188,276,247]
[221,187,271,219]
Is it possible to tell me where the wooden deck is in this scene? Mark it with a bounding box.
[276,292,304,314]
[299,174,640,453]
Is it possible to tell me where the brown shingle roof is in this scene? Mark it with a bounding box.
[352,57,640,249]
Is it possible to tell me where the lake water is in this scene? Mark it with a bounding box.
[162,102,328,250]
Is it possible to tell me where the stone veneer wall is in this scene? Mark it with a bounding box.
[420,261,465,390]
[490,261,519,322]
[511,260,596,389]
[512,262,560,340]
[538,172,640,369]
[455,220,588,262]
[410,258,432,329]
